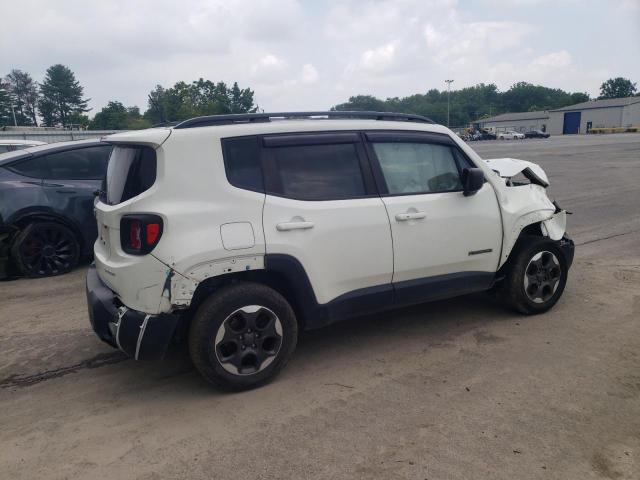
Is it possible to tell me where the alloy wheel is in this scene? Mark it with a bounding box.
[214,305,283,375]
[523,251,562,304]
[18,224,78,276]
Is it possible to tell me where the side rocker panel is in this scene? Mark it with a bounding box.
[177,253,498,331]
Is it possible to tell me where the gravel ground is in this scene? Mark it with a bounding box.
[1,134,639,479]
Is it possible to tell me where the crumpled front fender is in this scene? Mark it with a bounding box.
[485,157,569,268]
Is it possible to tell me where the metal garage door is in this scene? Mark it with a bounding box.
[563,112,581,134]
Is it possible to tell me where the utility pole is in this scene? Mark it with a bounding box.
[445,79,454,127]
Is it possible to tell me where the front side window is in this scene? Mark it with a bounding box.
[46,146,111,180]
[268,143,366,200]
[372,142,462,195]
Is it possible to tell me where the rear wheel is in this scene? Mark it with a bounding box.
[11,222,80,277]
[502,238,568,314]
[188,282,298,390]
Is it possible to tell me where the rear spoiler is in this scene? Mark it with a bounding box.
[101,128,171,149]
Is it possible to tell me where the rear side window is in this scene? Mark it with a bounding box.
[7,156,50,178]
[222,136,263,192]
[267,143,366,201]
[46,146,111,180]
[372,142,462,194]
[105,145,157,205]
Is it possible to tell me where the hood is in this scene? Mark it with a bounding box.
[483,157,549,187]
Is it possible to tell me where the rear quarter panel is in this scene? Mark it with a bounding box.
[149,128,267,272]
[0,168,47,224]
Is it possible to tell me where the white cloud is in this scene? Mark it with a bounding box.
[619,0,640,10]
[301,64,318,84]
[359,43,396,72]
[252,54,287,74]
[531,50,572,69]
[0,0,636,114]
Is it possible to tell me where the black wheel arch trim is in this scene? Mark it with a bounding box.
[497,232,575,279]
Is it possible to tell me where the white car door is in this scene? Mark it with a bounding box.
[365,132,503,304]
[262,133,393,305]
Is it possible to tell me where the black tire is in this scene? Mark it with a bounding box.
[502,237,568,315]
[188,282,298,390]
[11,222,80,278]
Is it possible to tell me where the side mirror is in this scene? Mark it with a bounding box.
[462,168,484,197]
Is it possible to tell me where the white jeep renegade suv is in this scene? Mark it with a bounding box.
[86,111,573,390]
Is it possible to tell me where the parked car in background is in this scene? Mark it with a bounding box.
[0,139,46,153]
[461,129,496,141]
[474,130,496,141]
[525,130,550,139]
[0,139,112,278]
[86,111,573,390]
[498,131,525,140]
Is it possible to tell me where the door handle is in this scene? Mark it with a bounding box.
[276,221,315,231]
[395,212,426,221]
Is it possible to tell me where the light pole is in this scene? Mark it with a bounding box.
[445,79,454,127]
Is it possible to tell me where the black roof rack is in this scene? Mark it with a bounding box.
[152,120,181,128]
[173,111,434,129]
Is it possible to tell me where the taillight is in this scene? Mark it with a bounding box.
[120,214,163,255]
[129,220,142,250]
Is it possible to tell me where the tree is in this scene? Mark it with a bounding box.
[0,79,14,127]
[67,112,90,129]
[38,64,90,127]
[332,95,388,112]
[599,77,637,99]
[570,92,590,104]
[143,79,256,124]
[89,101,151,130]
[330,82,593,126]
[4,69,39,126]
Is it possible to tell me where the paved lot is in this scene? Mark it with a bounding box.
[1,134,639,479]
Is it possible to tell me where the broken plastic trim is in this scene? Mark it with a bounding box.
[520,167,549,188]
[483,158,550,188]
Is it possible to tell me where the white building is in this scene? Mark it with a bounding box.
[478,111,549,134]
[548,97,640,135]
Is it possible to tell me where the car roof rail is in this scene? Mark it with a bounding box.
[173,111,435,129]
[151,120,181,128]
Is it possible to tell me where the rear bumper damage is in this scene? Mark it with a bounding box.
[86,264,180,360]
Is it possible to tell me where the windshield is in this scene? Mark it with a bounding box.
[104,145,157,205]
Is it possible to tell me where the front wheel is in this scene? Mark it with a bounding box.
[501,238,568,314]
[188,282,298,390]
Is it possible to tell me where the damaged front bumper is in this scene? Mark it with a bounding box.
[86,264,180,360]
[558,234,575,269]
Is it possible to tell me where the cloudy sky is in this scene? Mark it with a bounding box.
[2,0,639,116]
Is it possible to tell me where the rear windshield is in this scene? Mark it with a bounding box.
[104,145,157,205]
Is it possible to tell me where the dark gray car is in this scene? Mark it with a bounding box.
[0,139,112,277]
